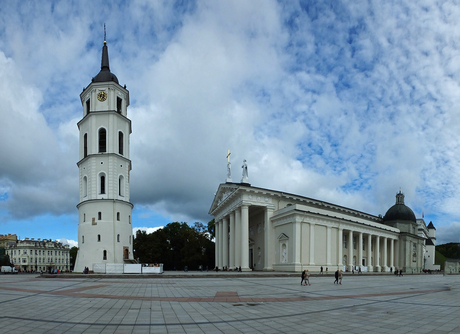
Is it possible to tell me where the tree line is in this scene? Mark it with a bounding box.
[133,221,215,271]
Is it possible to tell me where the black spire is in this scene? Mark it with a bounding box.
[92,25,119,84]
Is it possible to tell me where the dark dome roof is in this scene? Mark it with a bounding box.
[383,191,416,223]
[93,69,118,84]
[92,41,119,84]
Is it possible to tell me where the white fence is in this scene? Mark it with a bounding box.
[91,263,163,274]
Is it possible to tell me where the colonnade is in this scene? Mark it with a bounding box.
[215,205,398,272]
[215,205,274,271]
[338,228,397,271]
[215,204,250,270]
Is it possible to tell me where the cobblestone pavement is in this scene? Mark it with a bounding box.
[0,273,458,333]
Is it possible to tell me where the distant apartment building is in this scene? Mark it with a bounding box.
[6,238,70,272]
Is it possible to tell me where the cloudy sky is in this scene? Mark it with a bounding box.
[1,0,460,247]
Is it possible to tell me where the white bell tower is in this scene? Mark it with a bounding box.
[74,38,134,272]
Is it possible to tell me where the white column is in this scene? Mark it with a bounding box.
[263,207,274,271]
[383,237,388,271]
[240,205,250,271]
[215,220,220,269]
[309,223,315,265]
[338,228,343,268]
[348,230,353,270]
[358,232,363,269]
[229,211,235,268]
[367,234,373,272]
[235,208,241,268]
[219,219,224,269]
[222,217,229,268]
[293,220,301,270]
[326,226,332,266]
[390,238,394,270]
[375,236,380,271]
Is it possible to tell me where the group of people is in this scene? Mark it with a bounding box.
[83,267,90,274]
[301,268,344,285]
[394,269,403,276]
[301,270,311,285]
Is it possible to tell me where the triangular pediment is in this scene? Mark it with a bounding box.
[208,183,240,214]
[278,233,289,241]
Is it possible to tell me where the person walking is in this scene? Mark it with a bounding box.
[334,269,339,284]
[305,270,311,285]
[301,270,307,285]
[339,270,343,284]
[320,266,323,275]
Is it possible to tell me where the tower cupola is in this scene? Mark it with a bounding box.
[92,41,119,84]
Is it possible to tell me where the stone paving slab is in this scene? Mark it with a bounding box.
[0,273,458,333]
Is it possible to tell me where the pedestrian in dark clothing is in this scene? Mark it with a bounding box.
[320,266,323,275]
[301,270,307,285]
[334,269,339,284]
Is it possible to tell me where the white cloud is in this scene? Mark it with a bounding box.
[1,1,460,244]
[133,226,164,237]
[57,238,78,248]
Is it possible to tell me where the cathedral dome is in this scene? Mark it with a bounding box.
[92,41,119,84]
[382,191,416,223]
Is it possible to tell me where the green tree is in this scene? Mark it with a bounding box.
[436,243,460,259]
[69,246,78,270]
[207,219,215,239]
[133,222,215,271]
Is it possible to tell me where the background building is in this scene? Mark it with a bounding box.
[6,238,70,272]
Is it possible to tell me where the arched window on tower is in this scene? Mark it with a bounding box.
[117,97,122,113]
[119,175,124,197]
[84,133,88,157]
[83,176,88,197]
[99,174,106,194]
[103,250,107,260]
[98,128,106,153]
[118,131,124,155]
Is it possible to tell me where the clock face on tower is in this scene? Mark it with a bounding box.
[97,91,107,102]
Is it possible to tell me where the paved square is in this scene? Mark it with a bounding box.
[0,273,458,333]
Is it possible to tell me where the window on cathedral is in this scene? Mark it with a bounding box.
[117,234,120,242]
[118,131,123,155]
[353,237,356,250]
[117,212,120,221]
[84,133,88,157]
[98,128,106,153]
[98,212,102,220]
[86,99,90,114]
[129,215,131,224]
[98,234,101,242]
[82,236,84,244]
[343,235,347,249]
[103,250,107,260]
[100,175,106,194]
[117,97,122,113]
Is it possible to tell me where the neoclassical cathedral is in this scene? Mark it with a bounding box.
[74,38,134,272]
[209,164,438,273]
